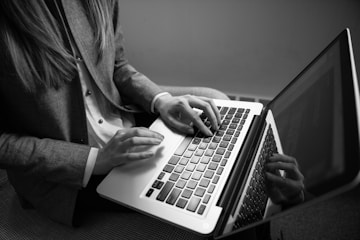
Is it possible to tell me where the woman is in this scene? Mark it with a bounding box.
[0,0,228,226]
[0,0,303,232]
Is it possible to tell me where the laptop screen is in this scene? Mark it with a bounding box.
[220,29,360,238]
[269,29,360,195]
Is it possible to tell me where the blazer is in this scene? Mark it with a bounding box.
[0,0,163,225]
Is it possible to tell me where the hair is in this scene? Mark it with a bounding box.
[0,0,115,91]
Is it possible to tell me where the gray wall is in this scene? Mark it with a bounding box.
[119,0,360,99]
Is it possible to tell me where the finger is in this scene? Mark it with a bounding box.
[116,128,164,142]
[118,151,156,164]
[186,96,219,131]
[266,161,303,180]
[266,172,304,195]
[172,101,211,136]
[268,153,298,166]
[121,136,163,150]
[198,97,221,129]
[165,114,195,135]
[177,100,212,136]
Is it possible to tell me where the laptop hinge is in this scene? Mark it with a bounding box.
[214,112,267,236]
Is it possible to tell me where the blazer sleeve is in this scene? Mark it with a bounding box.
[111,0,164,113]
[0,130,90,188]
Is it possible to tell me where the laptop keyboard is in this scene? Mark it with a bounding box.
[145,106,250,215]
[233,125,277,229]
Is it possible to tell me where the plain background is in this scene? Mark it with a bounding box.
[118,0,360,99]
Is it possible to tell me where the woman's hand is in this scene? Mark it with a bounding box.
[265,154,305,206]
[154,94,221,136]
[93,127,164,175]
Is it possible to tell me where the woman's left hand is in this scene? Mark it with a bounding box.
[154,94,221,136]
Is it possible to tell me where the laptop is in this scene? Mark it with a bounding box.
[97,28,360,238]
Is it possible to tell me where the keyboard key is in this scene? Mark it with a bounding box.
[204,170,215,179]
[174,165,185,173]
[176,179,186,189]
[192,138,201,145]
[195,187,206,197]
[208,184,216,193]
[189,144,198,151]
[163,164,174,173]
[212,175,220,184]
[183,150,193,158]
[194,149,204,157]
[152,180,164,189]
[146,188,154,197]
[179,158,189,165]
[208,162,218,170]
[202,137,212,143]
[168,156,180,165]
[235,113,242,118]
[205,149,214,157]
[222,119,230,125]
[198,204,206,215]
[217,167,224,175]
[212,137,221,143]
[225,115,233,120]
[176,198,188,208]
[182,189,193,199]
[158,172,165,180]
[220,107,229,115]
[216,148,226,155]
[201,156,211,164]
[187,180,198,189]
[212,155,222,162]
[166,188,181,205]
[190,156,201,164]
[223,135,232,141]
[199,178,210,188]
[186,163,196,172]
[203,194,211,204]
[226,129,235,135]
[228,108,237,114]
[169,173,180,182]
[232,118,240,123]
[174,136,192,156]
[187,197,201,212]
[196,163,207,172]
[181,171,191,180]
[199,143,208,149]
[221,159,228,166]
[229,124,237,129]
[229,144,234,151]
[191,172,202,180]
[157,181,175,202]
[209,142,218,149]
[219,141,229,148]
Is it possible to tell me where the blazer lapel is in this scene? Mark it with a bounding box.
[61,0,122,108]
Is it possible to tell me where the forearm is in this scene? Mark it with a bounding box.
[113,64,164,112]
[0,132,90,188]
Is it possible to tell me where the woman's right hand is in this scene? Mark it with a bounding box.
[93,127,164,175]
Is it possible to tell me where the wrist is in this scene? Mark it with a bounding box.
[152,92,172,114]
